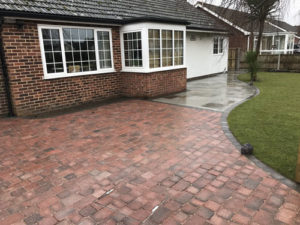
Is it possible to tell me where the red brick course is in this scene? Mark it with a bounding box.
[1,21,187,116]
[0,60,9,116]
[121,68,186,98]
[1,22,123,116]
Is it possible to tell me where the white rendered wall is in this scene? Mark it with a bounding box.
[186,32,228,79]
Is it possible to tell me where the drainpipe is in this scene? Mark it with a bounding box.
[0,17,14,116]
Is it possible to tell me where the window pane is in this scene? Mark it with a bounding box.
[45,52,54,63]
[73,52,81,61]
[90,61,97,70]
[97,31,113,69]
[88,41,95,50]
[63,29,71,40]
[41,28,64,74]
[65,52,73,62]
[46,64,55,74]
[52,41,61,51]
[42,29,51,39]
[81,51,88,61]
[174,31,184,66]
[89,51,96,60]
[123,31,143,68]
[213,37,219,54]
[51,29,60,40]
[162,30,173,67]
[54,52,62,62]
[43,40,52,51]
[219,38,224,53]
[64,41,72,51]
[63,28,96,73]
[149,29,161,68]
[55,63,64,72]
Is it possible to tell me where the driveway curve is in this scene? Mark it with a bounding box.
[0,100,299,225]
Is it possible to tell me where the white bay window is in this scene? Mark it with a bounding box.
[121,23,186,73]
[38,25,114,79]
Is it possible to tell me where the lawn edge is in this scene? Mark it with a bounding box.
[221,72,300,192]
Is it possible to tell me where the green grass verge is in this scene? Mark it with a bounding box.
[228,72,300,180]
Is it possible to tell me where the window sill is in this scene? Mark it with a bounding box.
[121,65,186,73]
[213,53,224,56]
[44,68,116,80]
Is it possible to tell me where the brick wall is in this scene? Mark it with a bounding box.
[2,21,187,116]
[0,58,9,116]
[228,30,248,51]
[2,22,122,116]
[122,68,186,98]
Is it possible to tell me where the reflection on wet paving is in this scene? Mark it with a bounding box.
[153,72,256,112]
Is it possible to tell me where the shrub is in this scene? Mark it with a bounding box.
[245,51,259,82]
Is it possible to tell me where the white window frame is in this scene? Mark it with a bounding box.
[122,30,144,68]
[120,23,186,73]
[254,33,295,55]
[213,36,224,55]
[38,24,115,79]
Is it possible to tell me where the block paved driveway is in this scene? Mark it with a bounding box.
[0,100,300,225]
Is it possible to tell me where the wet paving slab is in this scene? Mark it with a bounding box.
[153,73,256,112]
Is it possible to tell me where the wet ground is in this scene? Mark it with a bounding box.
[1,100,300,225]
[153,73,256,112]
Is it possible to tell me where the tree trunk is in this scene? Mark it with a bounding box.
[249,21,254,51]
[252,18,266,82]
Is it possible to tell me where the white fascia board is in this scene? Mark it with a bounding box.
[186,29,228,34]
[195,3,250,36]
[253,32,295,36]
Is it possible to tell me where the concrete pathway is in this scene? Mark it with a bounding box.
[0,100,300,225]
[154,73,255,112]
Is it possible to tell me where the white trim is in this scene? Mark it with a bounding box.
[247,35,250,51]
[120,29,145,70]
[120,22,186,73]
[195,3,250,35]
[38,24,115,79]
[254,31,296,36]
[187,29,228,34]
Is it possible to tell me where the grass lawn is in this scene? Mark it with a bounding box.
[228,72,300,180]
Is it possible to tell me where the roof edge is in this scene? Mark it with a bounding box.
[0,10,125,25]
[195,3,250,35]
[0,10,191,27]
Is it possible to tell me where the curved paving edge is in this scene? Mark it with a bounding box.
[221,75,300,193]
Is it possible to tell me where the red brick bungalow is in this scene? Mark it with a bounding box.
[0,0,229,117]
[196,3,299,55]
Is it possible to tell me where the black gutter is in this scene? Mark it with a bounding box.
[0,17,14,117]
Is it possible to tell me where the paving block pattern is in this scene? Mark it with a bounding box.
[0,100,300,225]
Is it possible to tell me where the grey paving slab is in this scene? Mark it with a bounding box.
[153,72,256,112]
